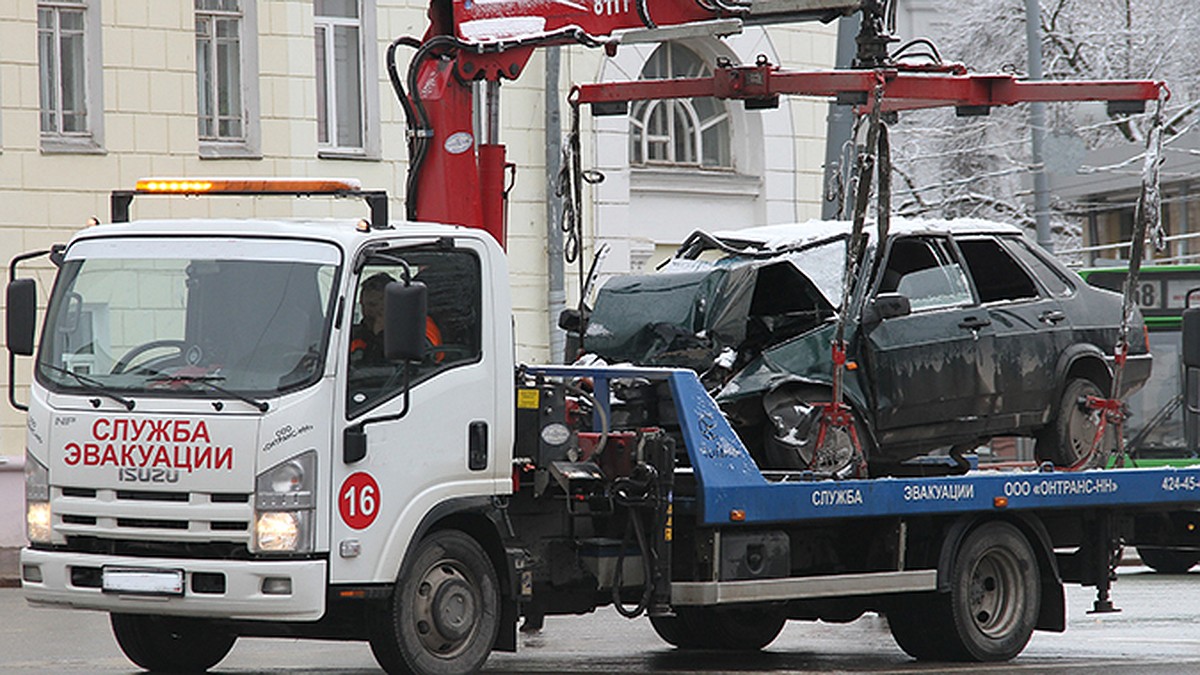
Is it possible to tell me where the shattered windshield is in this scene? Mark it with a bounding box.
[38,237,340,397]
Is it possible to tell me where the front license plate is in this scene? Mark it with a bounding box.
[101,567,185,596]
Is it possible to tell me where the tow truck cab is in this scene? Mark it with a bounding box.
[11,184,516,629]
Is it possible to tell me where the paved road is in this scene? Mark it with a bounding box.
[2,567,1199,674]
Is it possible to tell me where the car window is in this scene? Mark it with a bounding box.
[957,237,1040,304]
[1003,237,1075,297]
[347,247,482,418]
[879,237,973,312]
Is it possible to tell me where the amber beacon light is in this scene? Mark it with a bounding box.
[135,177,363,195]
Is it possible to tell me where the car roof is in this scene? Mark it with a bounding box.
[707,217,1024,254]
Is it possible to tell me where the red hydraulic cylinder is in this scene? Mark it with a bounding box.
[411,57,482,230]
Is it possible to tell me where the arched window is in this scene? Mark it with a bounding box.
[629,43,731,169]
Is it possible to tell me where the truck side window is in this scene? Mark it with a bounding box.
[347,248,483,417]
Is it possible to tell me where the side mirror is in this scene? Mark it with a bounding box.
[383,281,427,362]
[863,292,911,325]
[6,278,37,357]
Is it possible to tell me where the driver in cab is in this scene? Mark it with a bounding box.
[350,272,441,366]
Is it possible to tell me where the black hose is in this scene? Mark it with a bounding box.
[610,466,659,619]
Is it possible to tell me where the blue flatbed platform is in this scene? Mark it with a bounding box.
[525,365,1200,526]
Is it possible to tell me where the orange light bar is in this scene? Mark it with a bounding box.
[135,177,363,194]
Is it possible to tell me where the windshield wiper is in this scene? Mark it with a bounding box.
[39,363,135,410]
[147,374,270,413]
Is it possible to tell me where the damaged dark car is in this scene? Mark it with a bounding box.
[580,219,1152,477]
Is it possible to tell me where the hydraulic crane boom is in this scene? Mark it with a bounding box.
[389,0,1166,248]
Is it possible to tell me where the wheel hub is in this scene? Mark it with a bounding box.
[413,561,480,657]
[968,548,1022,639]
[431,576,476,641]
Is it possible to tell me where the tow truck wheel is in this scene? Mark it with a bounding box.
[944,521,1040,661]
[1137,546,1200,574]
[887,594,953,660]
[654,605,786,651]
[369,530,501,675]
[110,613,236,672]
[1035,378,1114,469]
[648,614,706,649]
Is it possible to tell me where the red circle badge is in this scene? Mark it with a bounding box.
[338,472,381,530]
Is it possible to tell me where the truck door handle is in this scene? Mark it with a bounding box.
[1039,310,1066,324]
[468,421,488,471]
[958,316,991,330]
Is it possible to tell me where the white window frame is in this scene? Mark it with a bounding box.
[195,0,261,159]
[314,0,380,159]
[38,0,105,154]
[629,43,731,170]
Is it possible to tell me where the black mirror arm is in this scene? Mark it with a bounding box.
[343,365,413,463]
[8,249,57,413]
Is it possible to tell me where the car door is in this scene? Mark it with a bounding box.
[955,235,1074,430]
[862,235,995,436]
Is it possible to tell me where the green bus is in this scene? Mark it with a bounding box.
[1080,264,1200,572]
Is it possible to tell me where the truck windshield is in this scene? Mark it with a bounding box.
[38,237,340,398]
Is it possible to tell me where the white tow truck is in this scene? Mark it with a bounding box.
[6,0,1198,672]
[7,179,1200,674]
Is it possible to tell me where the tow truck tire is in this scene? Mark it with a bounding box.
[944,521,1040,661]
[887,594,954,660]
[654,605,786,651]
[649,614,706,649]
[110,613,236,672]
[1137,546,1200,574]
[1036,378,1113,469]
[369,530,501,675]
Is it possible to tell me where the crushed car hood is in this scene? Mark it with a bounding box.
[585,241,845,369]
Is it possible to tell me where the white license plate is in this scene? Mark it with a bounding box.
[101,567,185,596]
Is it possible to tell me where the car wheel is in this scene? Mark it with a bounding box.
[1035,377,1114,469]
[761,386,870,478]
[110,614,236,672]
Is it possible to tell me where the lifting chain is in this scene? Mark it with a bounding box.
[1081,87,1168,470]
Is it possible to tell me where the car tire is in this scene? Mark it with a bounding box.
[760,386,870,478]
[110,613,236,673]
[1035,377,1114,469]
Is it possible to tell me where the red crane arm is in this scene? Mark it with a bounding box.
[573,63,1166,114]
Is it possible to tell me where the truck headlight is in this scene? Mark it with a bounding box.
[253,451,315,554]
[25,452,51,544]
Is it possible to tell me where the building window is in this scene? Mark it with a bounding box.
[315,0,364,151]
[38,0,104,153]
[630,43,731,169]
[195,0,260,158]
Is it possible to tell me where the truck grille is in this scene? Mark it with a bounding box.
[52,486,254,547]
